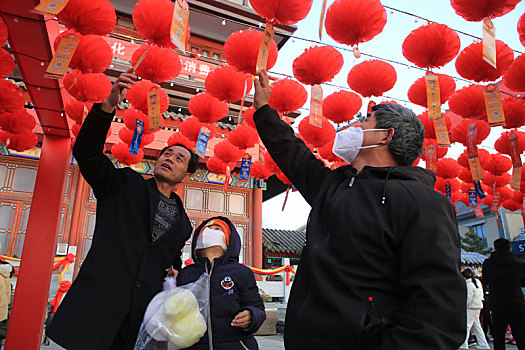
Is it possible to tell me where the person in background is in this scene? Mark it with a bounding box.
[459,268,490,350]
[0,259,13,350]
[177,217,266,349]
[47,70,198,350]
[483,238,525,350]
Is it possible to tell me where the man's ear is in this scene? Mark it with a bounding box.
[380,128,395,144]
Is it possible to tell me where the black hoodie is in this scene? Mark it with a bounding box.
[254,105,466,350]
[483,250,525,313]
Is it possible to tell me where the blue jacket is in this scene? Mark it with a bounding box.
[177,216,265,350]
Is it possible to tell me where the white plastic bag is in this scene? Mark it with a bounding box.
[134,273,209,350]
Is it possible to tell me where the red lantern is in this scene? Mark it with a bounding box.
[122,108,159,134]
[205,65,252,103]
[65,99,90,125]
[450,119,490,145]
[418,111,452,139]
[224,30,278,75]
[111,142,144,165]
[347,60,396,97]
[0,131,38,152]
[250,161,272,180]
[408,73,456,108]
[63,70,112,103]
[484,172,511,188]
[228,124,259,150]
[495,131,525,155]
[436,158,461,179]
[276,171,292,186]
[324,0,387,46]
[167,131,196,150]
[188,93,229,124]
[0,48,15,78]
[502,97,525,129]
[459,167,484,184]
[132,0,175,48]
[455,40,514,82]
[292,46,344,86]
[298,117,336,149]
[206,156,232,175]
[450,0,521,22]
[421,139,448,161]
[118,128,154,147]
[503,53,525,92]
[502,199,521,212]
[57,0,116,35]
[318,140,341,163]
[0,110,36,134]
[484,153,512,175]
[457,148,490,168]
[435,176,461,193]
[448,85,487,120]
[54,30,112,74]
[249,0,313,25]
[0,80,24,113]
[519,12,525,47]
[214,140,244,164]
[241,107,256,128]
[126,80,170,115]
[402,23,460,69]
[322,91,362,124]
[178,116,216,142]
[131,45,181,83]
[263,150,281,174]
[0,18,6,44]
[268,79,308,114]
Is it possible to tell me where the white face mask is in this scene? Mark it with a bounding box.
[195,228,228,251]
[332,127,388,163]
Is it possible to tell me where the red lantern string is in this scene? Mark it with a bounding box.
[250,0,313,25]
[0,110,36,134]
[228,124,259,151]
[450,0,521,22]
[178,116,216,142]
[118,128,154,148]
[322,90,362,124]
[122,108,157,134]
[206,156,233,175]
[448,85,487,120]
[0,131,38,152]
[450,119,490,145]
[63,70,112,103]
[188,93,229,124]
[57,0,116,36]
[224,30,278,76]
[457,148,490,169]
[402,23,460,69]
[268,79,308,115]
[132,0,175,48]
[347,60,397,97]
[503,54,525,92]
[455,40,514,82]
[111,142,144,165]
[214,140,244,164]
[126,80,170,115]
[324,0,387,47]
[408,73,456,108]
[502,97,525,129]
[436,158,461,179]
[292,46,344,86]
[131,45,182,83]
[495,131,525,155]
[483,172,511,188]
[298,117,336,149]
[205,65,252,104]
[484,153,512,176]
[435,176,461,194]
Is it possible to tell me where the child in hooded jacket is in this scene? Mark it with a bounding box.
[176,216,265,350]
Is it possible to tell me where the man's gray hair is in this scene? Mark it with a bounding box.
[372,103,424,166]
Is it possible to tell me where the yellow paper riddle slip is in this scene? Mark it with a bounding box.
[482,18,496,69]
[483,84,505,127]
[45,34,79,79]
[508,132,523,190]
[466,122,482,180]
[33,0,69,15]
[147,87,162,130]
[425,72,441,120]
[256,23,274,74]
[433,116,450,147]
[170,0,190,53]
[309,85,323,128]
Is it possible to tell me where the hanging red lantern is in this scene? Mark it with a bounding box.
[268,79,308,114]
[298,116,336,149]
[214,140,244,164]
[484,153,512,175]
[241,107,256,128]
[318,140,341,163]
[228,124,259,150]
[495,131,525,155]
[519,12,525,47]
[63,70,112,103]
[447,85,487,119]
[65,99,89,125]
[0,49,15,78]
[275,171,292,186]
[457,148,490,168]
[408,73,456,107]
[459,167,484,184]
[111,142,144,165]
[436,158,461,179]
[263,150,282,174]
[250,161,272,180]
[132,0,175,48]
[0,18,6,44]
[422,139,448,160]
[322,91,362,124]
[131,45,181,83]
[0,80,24,113]
[167,131,196,150]
[347,60,397,97]
[249,0,313,25]
[482,194,495,207]
[54,30,112,74]
[206,156,232,175]
[324,0,387,46]
[178,116,216,142]
[450,0,521,22]
[502,97,525,129]
[205,65,252,104]
[503,53,525,92]
[292,46,344,86]
[435,177,461,194]
[484,172,511,188]
[188,93,229,124]
[0,131,38,152]
[402,23,460,69]
[118,127,154,147]
[224,30,278,76]
[502,198,521,212]
[450,119,490,145]
[122,108,159,133]
[418,111,452,139]
[126,80,170,115]
[455,40,514,82]
[0,110,36,134]
[57,0,116,36]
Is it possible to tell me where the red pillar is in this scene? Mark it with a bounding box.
[5,135,71,350]
[252,188,263,270]
[68,174,88,277]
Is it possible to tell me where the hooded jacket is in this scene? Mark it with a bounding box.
[176,216,266,350]
[482,250,525,313]
[254,105,466,350]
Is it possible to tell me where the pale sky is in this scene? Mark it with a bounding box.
[261,0,525,230]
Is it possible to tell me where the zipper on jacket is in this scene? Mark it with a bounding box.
[239,340,249,350]
[206,262,214,350]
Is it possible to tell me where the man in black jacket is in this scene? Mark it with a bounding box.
[252,70,466,349]
[483,238,525,350]
[47,71,198,350]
